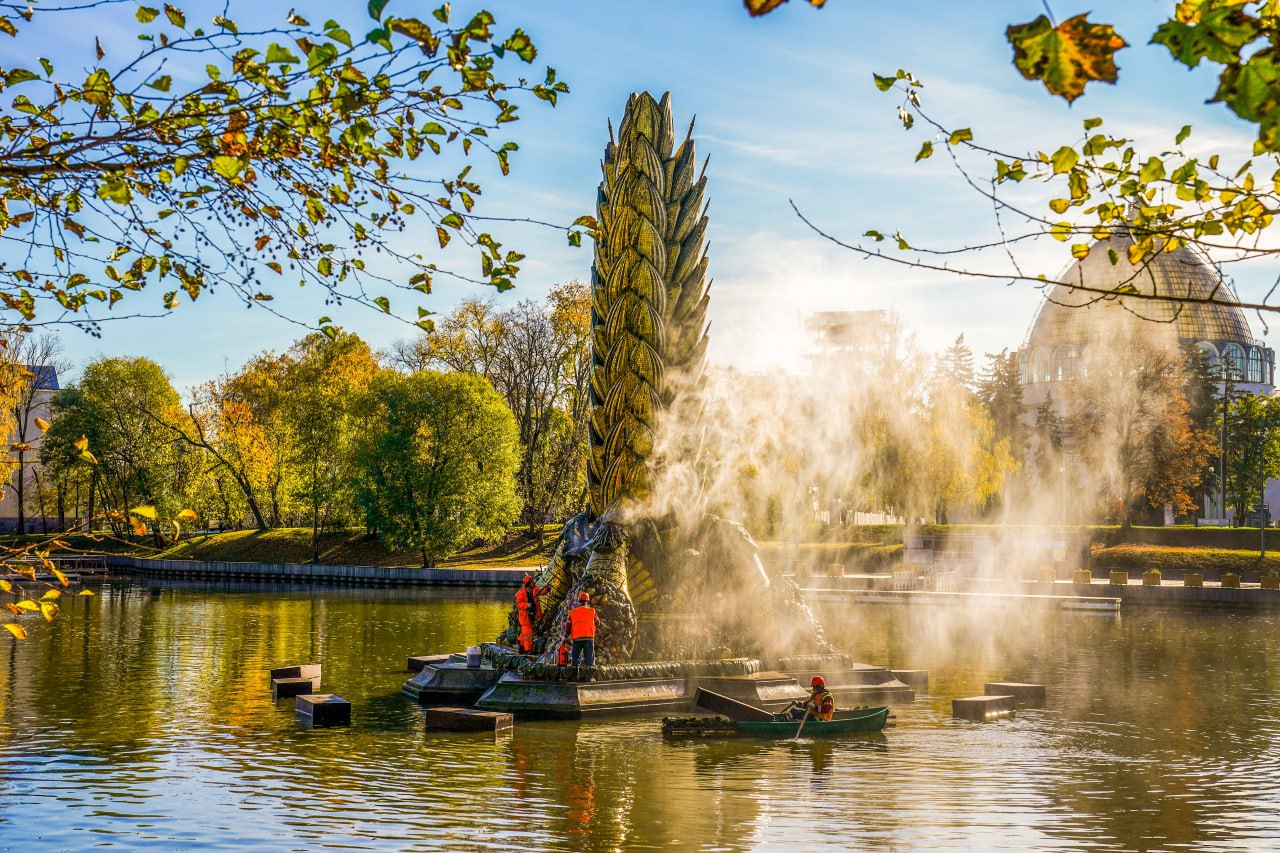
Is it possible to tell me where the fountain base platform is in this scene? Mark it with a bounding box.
[402,657,499,704]
[404,654,915,719]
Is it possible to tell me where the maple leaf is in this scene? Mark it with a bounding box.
[743,0,827,17]
[1007,13,1128,103]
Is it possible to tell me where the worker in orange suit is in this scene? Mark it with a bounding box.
[566,591,601,667]
[515,574,544,654]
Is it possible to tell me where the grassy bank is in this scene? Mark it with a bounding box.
[0,527,560,570]
[1093,544,1280,577]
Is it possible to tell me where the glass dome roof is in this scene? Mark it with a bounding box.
[1024,232,1258,350]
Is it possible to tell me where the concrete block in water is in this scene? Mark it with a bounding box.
[424,707,513,732]
[272,676,320,701]
[270,663,320,682]
[408,653,451,673]
[953,694,1015,721]
[891,670,929,690]
[295,694,351,727]
[984,682,1045,708]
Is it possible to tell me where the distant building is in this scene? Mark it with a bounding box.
[1017,231,1274,523]
[0,365,61,533]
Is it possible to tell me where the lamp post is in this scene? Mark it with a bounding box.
[1059,462,1067,526]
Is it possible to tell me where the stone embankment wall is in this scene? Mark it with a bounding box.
[104,555,526,586]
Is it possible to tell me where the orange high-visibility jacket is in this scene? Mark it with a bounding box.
[809,690,835,721]
[515,584,543,622]
[567,605,599,640]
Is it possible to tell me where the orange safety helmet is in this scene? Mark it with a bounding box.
[811,676,826,689]
[523,574,534,583]
[578,592,590,602]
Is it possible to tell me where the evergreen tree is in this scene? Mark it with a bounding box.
[977,349,1025,462]
[1033,392,1064,483]
[938,334,977,395]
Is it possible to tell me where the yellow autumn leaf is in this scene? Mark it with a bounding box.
[78,589,95,596]
[34,416,50,432]
[40,601,57,622]
[52,567,68,587]
[80,450,98,465]
[0,579,11,593]
[9,442,31,452]
[129,505,157,520]
[4,603,20,615]
[129,516,148,536]
[1007,14,1128,104]
[14,600,38,612]
[73,435,88,451]
[41,588,60,601]
[175,508,198,520]
[3,624,27,640]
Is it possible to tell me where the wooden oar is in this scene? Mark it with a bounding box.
[792,704,812,740]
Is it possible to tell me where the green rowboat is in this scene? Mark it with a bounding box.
[734,705,891,736]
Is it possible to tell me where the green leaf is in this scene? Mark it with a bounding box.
[1151,8,1260,69]
[146,74,172,92]
[211,156,244,180]
[502,29,536,62]
[915,140,933,161]
[864,230,885,242]
[265,43,300,64]
[368,0,390,19]
[317,257,332,276]
[947,128,973,145]
[0,17,17,37]
[97,178,133,206]
[441,212,464,229]
[373,296,391,313]
[1049,198,1071,214]
[136,6,159,23]
[873,72,897,92]
[163,4,185,27]
[1007,13,1128,103]
[1175,124,1192,145]
[1139,156,1166,183]
[894,231,910,250]
[1050,145,1078,174]
[81,68,115,112]
[4,68,38,86]
[1050,221,1073,241]
[1083,116,1103,130]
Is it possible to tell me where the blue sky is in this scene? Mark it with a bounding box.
[35,0,1277,388]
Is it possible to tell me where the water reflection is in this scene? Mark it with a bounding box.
[2,581,1280,849]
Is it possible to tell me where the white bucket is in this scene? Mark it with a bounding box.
[465,646,481,668]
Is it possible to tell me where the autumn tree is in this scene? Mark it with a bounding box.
[43,358,192,535]
[281,331,380,560]
[1,335,70,532]
[392,283,592,536]
[0,1,581,336]
[1064,327,1215,527]
[1220,393,1280,525]
[353,370,521,566]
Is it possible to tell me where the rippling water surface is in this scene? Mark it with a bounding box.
[2,579,1280,851]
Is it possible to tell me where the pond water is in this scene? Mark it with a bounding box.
[3,579,1280,851]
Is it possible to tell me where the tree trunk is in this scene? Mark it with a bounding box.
[16,450,25,533]
[86,474,97,534]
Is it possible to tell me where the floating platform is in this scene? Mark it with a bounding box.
[272,676,319,701]
[985,682,1045,708]
[402,659,499,704]
[953,694,1015,722]
[424,707,513,733]
[296,694,350,727]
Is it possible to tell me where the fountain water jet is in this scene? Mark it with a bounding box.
[404,92,912,715]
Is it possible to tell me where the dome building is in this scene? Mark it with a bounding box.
[1018,232,1275,409]
[1017,231,1275,524]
